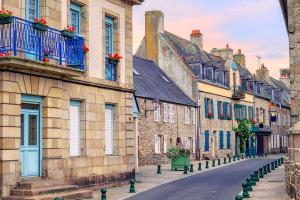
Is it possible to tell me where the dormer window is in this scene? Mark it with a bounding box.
[216,71,224,85]
[205,67,213,81]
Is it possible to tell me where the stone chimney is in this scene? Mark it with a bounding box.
[145,10,164,64]
[233,49,246,67]
[256,64,271,84]
[190,30,203,50]
[280,68,290,88]
[211,44,233,69]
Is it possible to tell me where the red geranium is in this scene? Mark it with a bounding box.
[64,25,75,33]
[0,9,13,17]
[0,51,9,57]
[108,53,122,62]
[34,18,47,25]
[208,112,213,119]
[83,44,89,53]
[220,113,224,119]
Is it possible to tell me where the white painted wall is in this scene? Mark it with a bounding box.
[89,0,126,83]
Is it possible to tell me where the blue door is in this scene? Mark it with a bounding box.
[25,0,39,60]
[21,108,40,177]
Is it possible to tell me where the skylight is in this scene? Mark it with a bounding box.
[161,75,170,83]
[133,68,140,76]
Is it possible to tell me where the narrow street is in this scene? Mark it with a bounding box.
[126,158,278,200]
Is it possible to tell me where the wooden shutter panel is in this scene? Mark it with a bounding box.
[230,103,233,119]
[205,130,209,151]
[163,135,168,153]
[227,132,231,149]
[164,103,168,122]
[223,102,227,119]
[204,98,208,118]
[70,101,80,157]
[192,136,196,154]
[211,99,214,119]
[105,106,114,155]
[217,101,220,119]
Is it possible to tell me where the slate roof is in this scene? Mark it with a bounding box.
[162,31,226,78]
[133,56,196,107]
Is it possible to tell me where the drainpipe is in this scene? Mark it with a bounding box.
[195,78,201,160]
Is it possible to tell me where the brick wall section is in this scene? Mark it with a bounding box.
[137,98,196,166]
[284,0,300,199]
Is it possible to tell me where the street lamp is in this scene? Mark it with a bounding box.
[144,98,160,117]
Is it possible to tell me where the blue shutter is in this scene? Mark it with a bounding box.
[234,105,237,120]
[205,130,209,151]
[204,98,208,118]
[227,131,231,149]
[230,103,233,120]
[217,101,220,119]
[223,102,227,119]
[219,131,223,149]
[241,106,244,120]
[211,99,214,119]
[70,3,81,35]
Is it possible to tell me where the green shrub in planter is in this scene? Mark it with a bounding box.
[167,146,191,171]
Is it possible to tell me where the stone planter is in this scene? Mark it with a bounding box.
[61,30,75,38]
[171,156,190,171]
[0,16,13,25]
[33,22,48,31]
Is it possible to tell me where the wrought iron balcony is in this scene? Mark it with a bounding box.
[105,58,117,81]
[0,17,85,71]
[232,86,245,99]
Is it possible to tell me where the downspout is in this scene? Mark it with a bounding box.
[195,78,201,160]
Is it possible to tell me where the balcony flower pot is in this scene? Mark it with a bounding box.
[61,30,75,38]
[108,53,122,65]
[108,58,119,65]
[0,16,12,25]
[33,22,48,31]
[167,146,191,171]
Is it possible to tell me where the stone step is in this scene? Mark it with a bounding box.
[23,189,93,200]
[16,179,64,190]
[10,185,78,197]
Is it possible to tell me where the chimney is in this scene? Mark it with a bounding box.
[190,30,203,50]
[256,64,271,84]
[233,49,246,68]
[280,68,290,88]
[211,44,233,69]
[145,10,164,64]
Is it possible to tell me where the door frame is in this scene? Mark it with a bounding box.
[21,95,43,177]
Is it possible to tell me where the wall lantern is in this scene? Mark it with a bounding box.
[145,98,160,117]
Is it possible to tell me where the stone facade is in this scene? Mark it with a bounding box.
[280,0,300,199]
[137,98,196,166]
[0,0,141,197]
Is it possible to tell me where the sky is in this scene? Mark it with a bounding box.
[132,0,289,79]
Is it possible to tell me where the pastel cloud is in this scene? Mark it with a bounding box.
[133,0,288,79]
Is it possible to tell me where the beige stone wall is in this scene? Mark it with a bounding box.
[137,98,196,166]
[0,71,134,196]
[199,93,235,158]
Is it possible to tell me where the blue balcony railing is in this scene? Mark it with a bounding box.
[0,17,85,70]
[105,58,117,81]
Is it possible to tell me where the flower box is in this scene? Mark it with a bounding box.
[61,30,75,38]
[33,22,48,31]
[0,16,12,25]
[171,156,190,171]
[108,58,119,65]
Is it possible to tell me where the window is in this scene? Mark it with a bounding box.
[216,71,224,84]
[219,131,224,149]
[226,131,231,149]
[185,107,190,124]
[191,107,196,125]
[204,98,214,119]
[226,103,232,120]
[205,130,209,151]
[154,135,162,154]
[205,67,213,81]
[105,105,115,155]
[248,106,254,120]
[70,2,81,35]
[154,103,160,122]
[70,101,81,156]
[163,103,168,122]
[105,16,117,81]
[168,104,174,123]
[26,0,39,21]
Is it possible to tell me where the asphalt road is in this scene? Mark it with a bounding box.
[126,158,278,200]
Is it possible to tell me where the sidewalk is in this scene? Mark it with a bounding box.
[91,157,248,200]
[248,165,291,200]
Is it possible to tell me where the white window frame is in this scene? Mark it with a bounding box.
[163,103,168,122]
[70,101,81,157]
[105,105,115,155]
[163,135,168,153]
[154,103,160,122]
[185,107,190,125]
[154,135,161,154]
[191,107,196,125]
[168,104,174,123]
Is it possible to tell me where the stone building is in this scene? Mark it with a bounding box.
[0,0,143,198]
[280,0,300,198]
[133,56,197,166]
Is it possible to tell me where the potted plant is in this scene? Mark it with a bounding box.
[233,119,255,156]
[208,112,213,119]
[42,49,52,63]
[108,53,122,65]
[61,26,75,38]
[167,146,190,171]
[33,18,48,31]
[83,44,89,54]
[0,9,13,25]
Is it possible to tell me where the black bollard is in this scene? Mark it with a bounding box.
[190,164,194,173]
[218,159,221,166]
[267,164,271,173]
[250,173,256,186]
[129,179,136,193]
[229,156,231,163]
[281,157,284,164]
[278,159,281,166]
[206,161,209,169]
[212,159,215,167]
[157,165,161,174]
[101,188,107,200]
[275,160,278,168]
[224,157,227,164]
[271,162,275,170]
[259,168,264,178]
[237,155,240,161]
[184,165,188,174]
[246,178,253,191]
[198,162,202,171]
[233,156,236,162]
[242,182,250,198]
[263,165,267,175]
